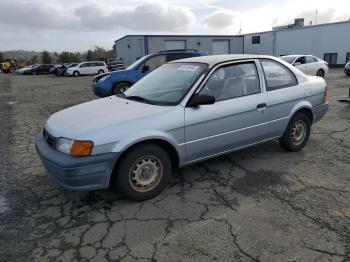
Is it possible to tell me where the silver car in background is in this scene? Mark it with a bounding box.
[36,55,329,201]
[280,55,329,77]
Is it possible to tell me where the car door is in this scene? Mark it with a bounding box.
[184,60,270,163]
[260,59,303,138]
[293,56,308,74]
[305,56,318,75]
[79,63,89,75]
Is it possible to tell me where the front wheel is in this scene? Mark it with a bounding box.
[112,143,172,201]
[279,113,311,152]
[73,71,80,77]
[316,69,325,77]
[113,82,131,94]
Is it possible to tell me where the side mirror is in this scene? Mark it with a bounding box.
[187,94,215,107]
[294,62,301,66]
[141,65,150,73]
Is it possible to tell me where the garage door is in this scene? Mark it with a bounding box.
[164,40,186,50]
[212,40,230,55]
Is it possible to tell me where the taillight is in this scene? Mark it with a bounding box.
[323,86,328,103]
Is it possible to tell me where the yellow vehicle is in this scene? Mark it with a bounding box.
[0,59,26,73]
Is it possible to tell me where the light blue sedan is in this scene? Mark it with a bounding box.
[36,55,329,201]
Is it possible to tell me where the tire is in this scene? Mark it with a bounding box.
[279,113,311,152]
[112,143,172,201]
[73,71,80,77]
[98,70,104,75]
[9,67,15,73]
[32,71,37,75]
[316,69,325,77]
[113,82,131,94]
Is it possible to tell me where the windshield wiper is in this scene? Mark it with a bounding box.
[125,95,155,104]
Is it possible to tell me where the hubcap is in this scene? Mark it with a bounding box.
[291,120,306,145]
[129,155,163,192]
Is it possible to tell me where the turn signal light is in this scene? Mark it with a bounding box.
[70,140,93,157]
[323,86,328,103]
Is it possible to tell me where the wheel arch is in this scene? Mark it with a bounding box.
[289,103,314,124]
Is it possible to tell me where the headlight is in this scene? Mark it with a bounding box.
[100,74,110,81]
[56,138,93,157]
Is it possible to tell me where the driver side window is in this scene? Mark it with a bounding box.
[200,62,261,101]
[139,55,166,72]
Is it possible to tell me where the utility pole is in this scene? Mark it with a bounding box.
[316,9,318,25]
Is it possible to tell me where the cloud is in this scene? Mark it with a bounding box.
[0,1,195,32]
[203,10,235,28]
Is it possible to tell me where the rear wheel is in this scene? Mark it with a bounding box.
[279,113,311,152]
[73,71,80,77]
[113,82,131,94]
[112,143,172,201]
[9,67,15,73]
[32,71,37,75]
[98,69,104,75]
[316,69,325,77]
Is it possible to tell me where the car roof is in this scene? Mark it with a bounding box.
[171,54,277,67]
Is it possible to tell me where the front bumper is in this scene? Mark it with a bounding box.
[313,102,329,123]
[93,79,112,97]
[35,133,119,191]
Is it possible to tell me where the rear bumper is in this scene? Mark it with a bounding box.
[36,133,119,191]
[93,80,112,97]
[313,102,329,123]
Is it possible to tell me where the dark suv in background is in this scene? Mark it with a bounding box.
[23,64,55,75]
[93,49,208,97]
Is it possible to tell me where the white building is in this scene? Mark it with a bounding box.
[115,19,350,67]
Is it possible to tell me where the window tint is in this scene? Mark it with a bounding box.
[294,56,306,64]
[166,53,199,62]
[261,60,297,91]
[252,36,261,44]
[200,62,261,101]
[80,63,88,68]
[142,55,166,71]
[95,62,105,66]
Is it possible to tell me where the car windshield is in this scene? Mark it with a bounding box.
[123,62,208,105]
[280,56,297,64]
[68,63,78,68]
[126,55,151,70]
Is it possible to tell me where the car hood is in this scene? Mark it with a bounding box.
[45,96,173,139]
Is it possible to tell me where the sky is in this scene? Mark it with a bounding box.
[0,0,349,52]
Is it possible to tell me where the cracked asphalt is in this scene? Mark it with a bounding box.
[0,70,349,262]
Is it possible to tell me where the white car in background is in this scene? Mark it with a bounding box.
[280,55,329,78]
[66,61,108,77]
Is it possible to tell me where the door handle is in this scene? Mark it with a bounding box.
[257,103,267,109]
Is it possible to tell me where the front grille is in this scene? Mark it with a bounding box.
[43,129,57,147]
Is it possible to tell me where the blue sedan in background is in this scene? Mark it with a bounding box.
[93,49,207,97]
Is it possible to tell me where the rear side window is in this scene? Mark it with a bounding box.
[166,53,200,62]
[306,56,317,63]
[261,59,297,91]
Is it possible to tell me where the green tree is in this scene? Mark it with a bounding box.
[0,52,4,63]
[58,52,70,63]
[41,51,52,64]
[86,50,93,61]
[30,55,39,65]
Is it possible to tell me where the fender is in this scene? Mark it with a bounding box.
[288,100,313,120]
[111,130,186,165]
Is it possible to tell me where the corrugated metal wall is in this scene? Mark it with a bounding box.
[115,21,350,66]
[115,36,146,65]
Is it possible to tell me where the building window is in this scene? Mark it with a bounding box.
[324,53,338,66]
[346,53,350,63]
[252,36,261,44]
